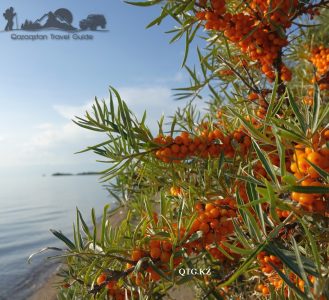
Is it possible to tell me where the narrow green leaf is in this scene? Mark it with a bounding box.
[91,208,97,249]
[252,140,277,183]
[288,89,308,133]
[146,8,169,28]
[314,102,329,133]
[292,237,312,296]
[228,107,272,144]
[125,0,162,6]
[77,208,91,239]
[298,217,321,274]
[266,245,318,277]
[305,159,329,181]
[289,185,329,194]
[221,242,254,255]
[50,229,76,250]
[311,84,321,134]
[269,263,308,299]
[265,180,280,224]
[101,204,110,247]
[228,174,265,186]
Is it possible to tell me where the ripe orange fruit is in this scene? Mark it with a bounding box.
[149,239,161,248]
[210,219,220,229]
[97,272,107,285]
[106,280,117,289]
[199,222,210,233]
[160,251,171,263]
[150,247,161,259]
[149,270,161,281]
[209,207,220,218]
[162,241,172,252]
[205,203,215,211]
[131,249,144,261]
[307,151,324,167]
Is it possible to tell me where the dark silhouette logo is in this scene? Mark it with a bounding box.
[79,14,106,31]
[3,7,16,31]
[2,7,106,32]
[21,9,76,31]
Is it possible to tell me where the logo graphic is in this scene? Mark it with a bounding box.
[79,14,106,31]
[3,7,16,31]
[2,7,107,32]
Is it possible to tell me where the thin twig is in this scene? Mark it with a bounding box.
[217,53,259,93]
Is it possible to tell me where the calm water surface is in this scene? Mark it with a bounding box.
[0,175,113,300]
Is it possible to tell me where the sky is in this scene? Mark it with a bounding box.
[0,0,202,177]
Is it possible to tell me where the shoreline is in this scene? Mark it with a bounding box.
[29,206,195,300]
[29,207,128,300]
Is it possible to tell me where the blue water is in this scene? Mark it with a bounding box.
[0,175,113,300]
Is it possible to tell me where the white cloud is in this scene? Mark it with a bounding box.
[28,122,93,149]
[120,86,176,115]
[53,103,93,120]
[55,85,183,131]
[153,71,186,84]
[0,84,188,171]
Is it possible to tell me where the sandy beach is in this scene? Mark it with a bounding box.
[29,207,195,300]
[29,207,128,300]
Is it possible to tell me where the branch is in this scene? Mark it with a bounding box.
[217,54,259,93]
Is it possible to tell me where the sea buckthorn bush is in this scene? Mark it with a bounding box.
[39,1,329,299]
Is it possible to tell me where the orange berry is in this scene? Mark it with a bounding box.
[209,207,220,218]
[195,202,204,211]
[149,239,161,248]
[205,203,215,211]
[106,280,117,289]
[160,251,171,263]
[210,219,220,229]
[171,144,180,153]
[150,247,161,259]
[150,270,161,281]
[199,222,210,233]
[131,249,143,261]
[162,241,172,252]
[97,273,107,285]
[307,151,324,167]
[262,286,269,295]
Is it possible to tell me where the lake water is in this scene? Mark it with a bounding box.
[0,175,113,300]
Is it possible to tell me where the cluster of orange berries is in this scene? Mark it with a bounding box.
[305,46,329,105]
[249,0,297,27]
[303,89,315,106]
[128,236,180,284]
[189,198,238,260]
[257,252,323,298]
[248,90,271,119]
[257,252,283,296]
[115,198,240,287]
[153,127,252,163]
[154,130,224,163]
[96,273,130,300]
[126,218,187,285]
[310,46,329,76]
[195,0,296,81]
[257,252,282,275]
[290,130,329,213]
[275,208,291,219]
